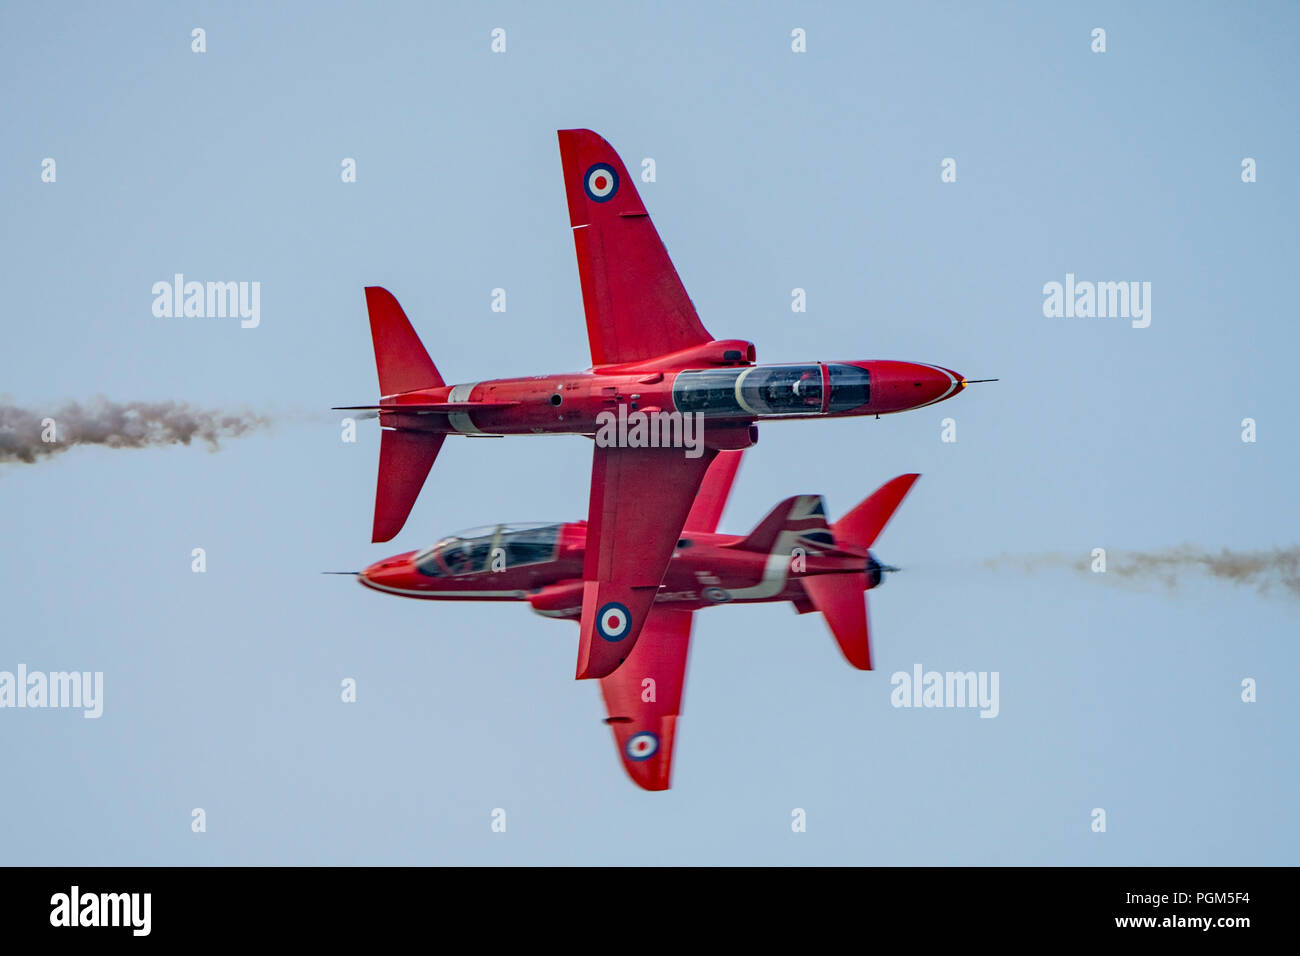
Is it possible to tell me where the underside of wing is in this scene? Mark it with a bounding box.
[683,450,743,534]
[575,444,717,679]
[599,608,694,791]
[557,129,714,366]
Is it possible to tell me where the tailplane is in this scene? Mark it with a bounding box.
[801,474,921,670]
[360,287,446,542]
[372,430,445,543]
[831,474,919,549]
[802,573,871,668]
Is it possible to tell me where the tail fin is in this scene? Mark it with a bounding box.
[363,287,446,542]
[372,430,445,542]
[365,287,443,396]
[726,495,833,553]
[831,474,920,548]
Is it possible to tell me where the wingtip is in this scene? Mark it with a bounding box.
[575,653,628,681]
[613,716,677,792]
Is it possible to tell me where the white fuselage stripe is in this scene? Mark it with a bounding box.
[447,383,481,434]
[723,527,809,600]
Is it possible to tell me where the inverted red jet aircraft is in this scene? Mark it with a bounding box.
[356,451,919,790]
[340,129,969,680]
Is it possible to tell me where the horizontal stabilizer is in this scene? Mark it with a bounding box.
[801,573,872,670]
[833,474,920,548]
[372,429,444,542]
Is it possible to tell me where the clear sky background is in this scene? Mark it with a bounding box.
[2,1,1296,864]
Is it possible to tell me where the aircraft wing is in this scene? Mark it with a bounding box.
[599,608,694,791]
[683,449,743,533]
[576,444,717,679]
[557,129,714,366]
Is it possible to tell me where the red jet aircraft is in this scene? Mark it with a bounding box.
[340,129,969,680]
[357,451,919,790]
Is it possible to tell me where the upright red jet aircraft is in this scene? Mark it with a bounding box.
[341,129,969,681]
[356,451,919,790]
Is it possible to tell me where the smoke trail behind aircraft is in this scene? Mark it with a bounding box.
[0,399,271,463]
[985,545,1300,599]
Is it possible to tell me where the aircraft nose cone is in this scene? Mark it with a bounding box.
[911,364,964,406]
[360,554,415,590]
[866,361,965,412]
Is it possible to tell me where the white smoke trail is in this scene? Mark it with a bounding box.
[0,398,271,463]
[984,545,1300,599]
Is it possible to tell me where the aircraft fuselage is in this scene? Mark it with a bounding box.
[377,349,965,441]
[359,521,886,616]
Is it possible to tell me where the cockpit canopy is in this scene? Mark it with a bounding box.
[673,363,870,417]
[414,523,561,577]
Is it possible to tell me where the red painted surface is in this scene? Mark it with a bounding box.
[356,452,920,790]
[342,129,975,735]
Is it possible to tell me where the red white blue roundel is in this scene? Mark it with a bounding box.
[596,601,631,641]
[626,731,659,761]
[584,163,619,202]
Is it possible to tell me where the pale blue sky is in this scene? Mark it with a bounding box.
[1,1,1296,864]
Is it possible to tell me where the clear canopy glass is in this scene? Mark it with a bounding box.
[414,523,562,577]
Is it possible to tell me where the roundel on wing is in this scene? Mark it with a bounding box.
[626,731,659,761]
[584,162,619,202]
[596,601,631,641]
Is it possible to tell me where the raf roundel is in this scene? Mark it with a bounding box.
[625,732,659,762]
[584,162,619,202]
[596,601,631,641]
